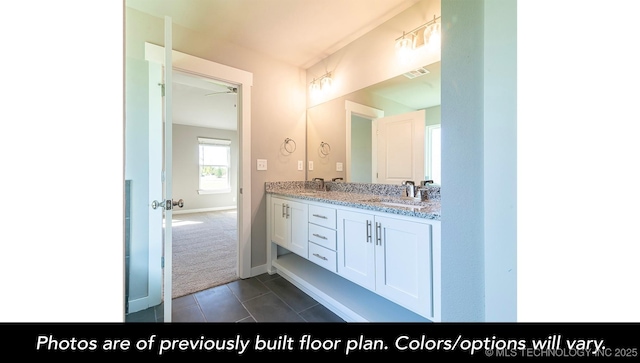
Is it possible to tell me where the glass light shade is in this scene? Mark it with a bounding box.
[424,22,441,49]
[395,36,412,51]
[321,76,333,91]
[395,35,414,61]
[309,81,321,98]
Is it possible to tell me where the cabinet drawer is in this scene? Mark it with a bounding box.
[308,242,337,273]
[308,223,336,250]
[308,204,336,229]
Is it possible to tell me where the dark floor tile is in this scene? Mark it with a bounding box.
[172,294,198,311]
[125,307,156,322]
[195,285,250,322]
[256,272,280,283]
[227,277,270,302]
[172,304,205,322]
[242,292,305,322]
[262,276,318,313]
[237,316,256,323]
[299,304,345,323]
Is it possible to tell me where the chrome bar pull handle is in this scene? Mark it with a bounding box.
[312,233,327,240]
[376,222,382,245]
[286,204,290,218]
[282,204,285,218]
[366,220,372,243]
[312,253,328,261]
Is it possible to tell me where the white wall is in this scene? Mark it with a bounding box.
[172,124,238,212]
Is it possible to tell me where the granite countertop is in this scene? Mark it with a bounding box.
[266,181,441,221]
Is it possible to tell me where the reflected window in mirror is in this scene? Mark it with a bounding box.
[425,124,441,185]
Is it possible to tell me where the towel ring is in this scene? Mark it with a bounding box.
[320,141,331,156]
[283,138,297,154]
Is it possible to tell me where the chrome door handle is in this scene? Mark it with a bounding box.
[286,205,290,218]
[152,198,184,210]
[151,200,165,210]
[376,222,382,245]
[366,220,372,243]
[172,199,184,208]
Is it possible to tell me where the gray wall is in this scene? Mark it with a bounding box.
[350,115,372,183]
[172,124,238,211]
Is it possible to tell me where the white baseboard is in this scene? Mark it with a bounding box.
[127,296,154,315]
[250,263,269,277]
[172,206,237,215]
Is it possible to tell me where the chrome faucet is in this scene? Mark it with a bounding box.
[402,180,416,198]
[313,177,325,191]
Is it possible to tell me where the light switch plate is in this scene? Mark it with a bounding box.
[336,162,343,172]
[308,161,314,171]
[298,160,303,171]
[257,159,267,170]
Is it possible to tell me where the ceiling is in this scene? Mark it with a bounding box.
[126,0,436,130]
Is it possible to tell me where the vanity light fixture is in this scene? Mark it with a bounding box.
[310,72,333,97]
[395,15,441,53]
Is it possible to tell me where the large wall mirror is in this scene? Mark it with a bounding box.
[306,60,441,185]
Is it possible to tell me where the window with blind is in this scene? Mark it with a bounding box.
[198,137,231,194]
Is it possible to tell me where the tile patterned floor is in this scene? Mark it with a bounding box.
[126,273,345,323]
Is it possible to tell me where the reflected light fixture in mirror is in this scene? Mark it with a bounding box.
[424,16,441,50]
[395,14,441,60]
[310,72,333,99]
[395,31,414,61]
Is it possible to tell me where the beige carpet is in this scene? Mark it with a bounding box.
[170,210,238,299]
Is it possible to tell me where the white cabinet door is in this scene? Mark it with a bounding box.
[271,197,288,248]
[336,210,376,290]
[270,197,308,258]
[375,215,433,319]
[287,200,309,258]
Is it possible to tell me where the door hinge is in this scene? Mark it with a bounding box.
[161,256,164,268]
[158,82,165,96]
[239,187,243,194]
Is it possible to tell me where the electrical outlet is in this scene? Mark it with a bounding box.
[257,159,267,170]
[308,161,314,171]
[298,160,303,171]
[336,162,343,172]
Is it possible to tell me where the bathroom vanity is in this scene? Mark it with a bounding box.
[266,181,441,322]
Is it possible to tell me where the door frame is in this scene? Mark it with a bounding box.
[144,42,253,282]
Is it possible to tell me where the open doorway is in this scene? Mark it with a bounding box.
[125,43,252,322]
[170,70,240,298]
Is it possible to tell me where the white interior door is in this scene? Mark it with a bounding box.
[161,15,174,322]
[374,110,426,184]
[147,16,177,322]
